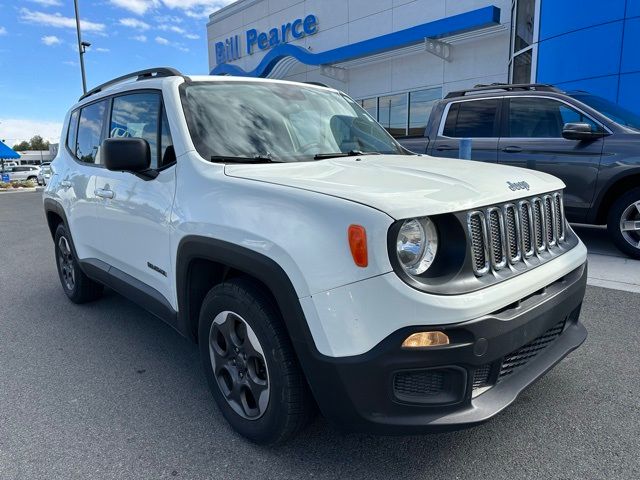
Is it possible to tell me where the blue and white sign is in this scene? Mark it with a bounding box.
[215,14,318,65]
[1,174,10,182]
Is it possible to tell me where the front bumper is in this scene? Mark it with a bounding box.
[303,262,587,434]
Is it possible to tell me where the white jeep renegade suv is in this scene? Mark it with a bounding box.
[44,68,588,444]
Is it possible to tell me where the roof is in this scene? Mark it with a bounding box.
[0,140,20,160]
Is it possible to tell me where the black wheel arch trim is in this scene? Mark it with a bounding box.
[589,167,640,224]
[44,198,69,240]
[175,235,315,346]
[175,235,340,413]
[44,198,84,272]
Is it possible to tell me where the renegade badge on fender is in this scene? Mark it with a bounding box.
[44,68,588,444]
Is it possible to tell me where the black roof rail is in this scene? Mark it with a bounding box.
[79,67,183,101]
[445,83,562,98]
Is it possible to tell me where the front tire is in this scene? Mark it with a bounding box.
[198,278,314,445]
[607,187,640,259]
[54,224,104,303]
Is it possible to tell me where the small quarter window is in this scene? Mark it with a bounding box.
[159,107,175,167]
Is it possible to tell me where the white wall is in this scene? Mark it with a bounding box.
[207,0,512,100]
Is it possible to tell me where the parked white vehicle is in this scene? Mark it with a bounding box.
[4,165,40,182]
[37,163,52,186]
[44,69,588,444]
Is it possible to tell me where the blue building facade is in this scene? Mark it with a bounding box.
[532,0,640,112]
[208,0,639,134]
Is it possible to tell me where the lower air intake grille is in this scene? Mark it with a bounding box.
[394,370,444,398]
[498,319,566,380]
[472,364,491,390]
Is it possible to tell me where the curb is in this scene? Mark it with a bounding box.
[0,188,39,194]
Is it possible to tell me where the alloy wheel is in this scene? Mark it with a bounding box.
[620,200,640,250]
[57,236,76,291]
[209,311,270,420]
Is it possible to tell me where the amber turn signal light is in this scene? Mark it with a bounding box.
[348,224,368,267]
[402,331,450,348]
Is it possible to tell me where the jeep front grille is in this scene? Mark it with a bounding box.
[468,191,566,276]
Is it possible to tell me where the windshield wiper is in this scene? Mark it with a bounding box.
[313,150,381,160]
[210,155,280,164]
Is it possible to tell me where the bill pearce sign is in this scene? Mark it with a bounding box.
[215,14,318,65]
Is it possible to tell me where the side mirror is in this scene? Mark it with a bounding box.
[562,122,607,141]
[102,138,150,172]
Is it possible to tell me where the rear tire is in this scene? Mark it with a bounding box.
[607,187,640,259]
[54,224,104,303]
[198,277,314,445]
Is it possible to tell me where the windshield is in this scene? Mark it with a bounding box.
[570,93,640,131]
[181,81,406,162]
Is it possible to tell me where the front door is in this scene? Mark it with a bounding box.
[498,97,605,222]
[430,98,501,162]
[93,91,177,305]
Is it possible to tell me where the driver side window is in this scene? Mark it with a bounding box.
[507,97,602,138]
[110,92,161,169]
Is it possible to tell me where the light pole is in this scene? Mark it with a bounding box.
[73,0,89,94]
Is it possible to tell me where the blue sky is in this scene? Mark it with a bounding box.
[0,0,234,146]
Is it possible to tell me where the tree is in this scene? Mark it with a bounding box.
[29,135,50,151]
[12,141,30,151]
[11,136,50,152]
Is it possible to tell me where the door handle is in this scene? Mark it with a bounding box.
[95,188,115,199]
[435,145,457,151]
[60,180,72,189]
[502,146,523,153]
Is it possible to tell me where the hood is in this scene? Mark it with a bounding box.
[224,155,565,219]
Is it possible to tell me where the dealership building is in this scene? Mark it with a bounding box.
[207,0,640,138]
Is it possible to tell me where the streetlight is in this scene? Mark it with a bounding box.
[73,0,89,94]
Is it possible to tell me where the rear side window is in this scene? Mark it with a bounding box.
[442,99,499,138]
[67,110,79,155]
[109,92,161,169]
[77,100,107,164]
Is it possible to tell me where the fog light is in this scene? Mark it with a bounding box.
[402,331,449,348]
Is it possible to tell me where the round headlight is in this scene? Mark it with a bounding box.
[396,217,438,275]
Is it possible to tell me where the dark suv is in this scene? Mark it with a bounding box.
[398,84,640,259]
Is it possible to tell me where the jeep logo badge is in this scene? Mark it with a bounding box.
[507,181,530,192]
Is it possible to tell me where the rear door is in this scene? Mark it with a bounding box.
[430,98,501,162]
[92,91,177,305]
[59,100,107,260]
[498,96,605,221]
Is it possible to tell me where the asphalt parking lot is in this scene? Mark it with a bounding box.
[1,190,639,480]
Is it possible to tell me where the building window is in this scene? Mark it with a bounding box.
[360,98,377,121]
[408,88,442,136]
[357,87,443,138]
[509,0,538,84]
[512,49,532,84]
[513,0,535,53]
[378,93,408,137]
